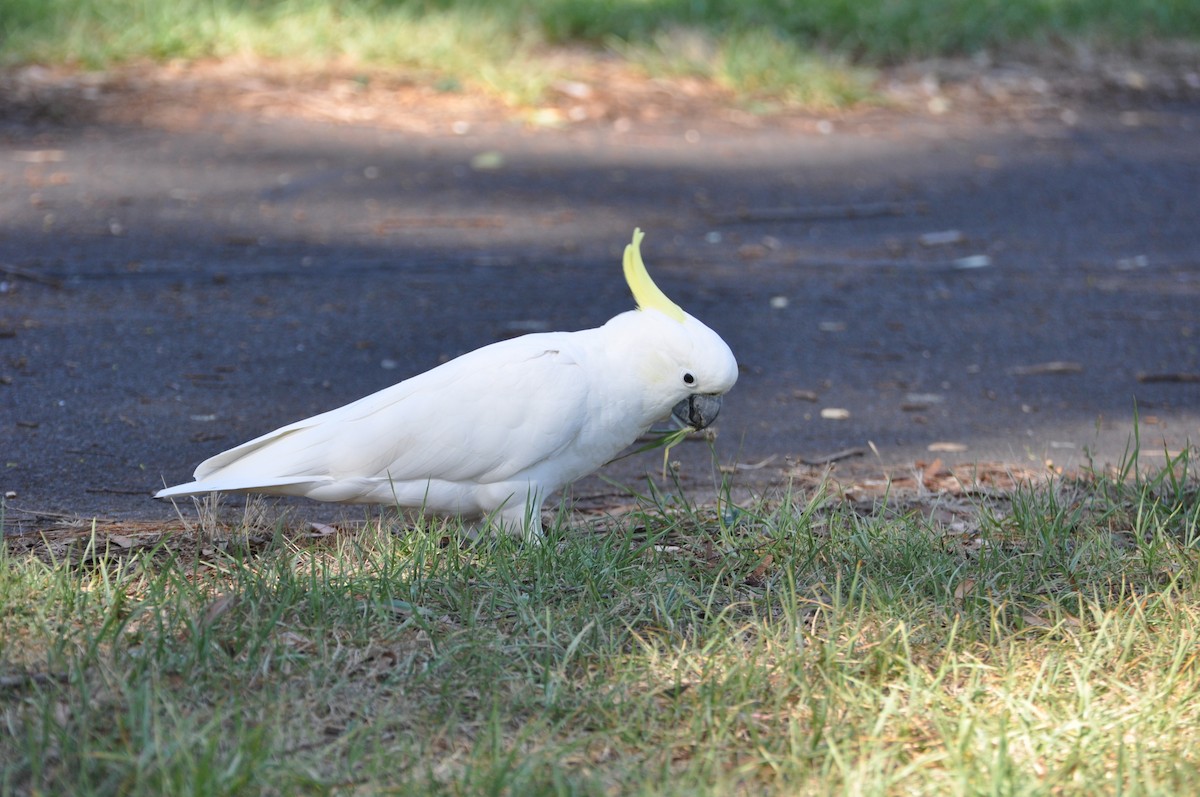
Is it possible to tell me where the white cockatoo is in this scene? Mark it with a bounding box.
[156,229,738,538]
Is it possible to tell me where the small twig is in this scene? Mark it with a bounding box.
[801,447,865,466]
[2,505,81,521]
[1137,372,1200,384]
[1009,361,1084,376]
[85,487,153,496]
[0,672,69,690]
[708,201,925,225]
[0,263,65,289]
[734,455,778,471]
[374,216,505,231]
[720,455,778,473]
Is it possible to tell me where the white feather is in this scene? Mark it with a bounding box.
[157,236,738,539]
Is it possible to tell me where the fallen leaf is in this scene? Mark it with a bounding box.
[276,631,316,651]
[14,150,65,163]
[921,457,947,489]
[202,594,237,627]
[820,407,850,420]
[745,554,774,588]
[927,442,968,452]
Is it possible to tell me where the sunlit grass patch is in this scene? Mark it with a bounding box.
[2,0,1198,110]
[620,25,874,110]
[2,444,1199,794]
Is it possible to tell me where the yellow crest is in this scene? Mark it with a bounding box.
[623,228,685,323]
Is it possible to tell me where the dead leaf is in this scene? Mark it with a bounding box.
[202,594,237,627]
[921,457,947,489]
[276,631,316,652]
[745,554,774,588]
[14,150,66,163]
[954,578,977,600]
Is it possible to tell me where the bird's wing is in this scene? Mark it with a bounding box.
[184,335,592,491]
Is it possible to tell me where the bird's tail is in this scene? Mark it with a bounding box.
[154,475,326,500]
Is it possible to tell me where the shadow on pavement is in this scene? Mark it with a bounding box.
[2,86,1197,523]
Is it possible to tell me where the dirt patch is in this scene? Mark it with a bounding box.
[4,43,1198,137]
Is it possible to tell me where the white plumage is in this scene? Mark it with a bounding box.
[156,230,738,538]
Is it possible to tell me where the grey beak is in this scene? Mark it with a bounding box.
[671,394,723,430]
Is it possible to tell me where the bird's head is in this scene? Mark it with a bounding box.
[614,228,738,431]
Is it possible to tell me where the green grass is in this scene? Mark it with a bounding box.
[3,444,1199,795]
[1,0,1198,106]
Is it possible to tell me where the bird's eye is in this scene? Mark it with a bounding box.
[682,372,696,386]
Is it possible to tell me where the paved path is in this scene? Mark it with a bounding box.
[2,87,1197,523]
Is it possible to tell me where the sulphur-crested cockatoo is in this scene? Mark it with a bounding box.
[156,229,737,538]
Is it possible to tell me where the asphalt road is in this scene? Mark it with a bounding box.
[2,84,1198,525]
